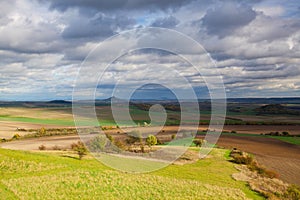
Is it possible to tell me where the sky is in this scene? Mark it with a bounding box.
[0,0,300,100]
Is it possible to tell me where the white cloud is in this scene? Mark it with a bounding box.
[0,0,300,100]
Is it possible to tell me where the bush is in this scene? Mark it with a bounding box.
[105,134,114,142]
[52,145,62,151]
[114,140,126,151]
[157,138,164,145]
[283,185,300,200]
[263,169,280,179]
[231,130,237,134]
[171,134,176,140]
[230,152,279,178]
[146,135,157,149]
[126,131,142,145]
[71,141,87,160]
[193,139,203,147]
[87,135,107,152]
[39,127,46,136]
[282,131,290,136]
[38,145,46,150]
[230,149,253,165]
[232,155,253,165]
[12,134,21,140]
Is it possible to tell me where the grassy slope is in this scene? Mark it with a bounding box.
[0,148,263,200]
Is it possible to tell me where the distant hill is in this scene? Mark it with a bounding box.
[227,97,300,104]
[255,104,300,115]
[47,100,71,104]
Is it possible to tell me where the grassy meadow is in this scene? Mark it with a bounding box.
[0,148,263,200]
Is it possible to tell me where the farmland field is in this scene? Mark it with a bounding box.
[1,101,300,199]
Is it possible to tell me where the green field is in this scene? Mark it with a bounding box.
[0,115,75,126]
[0,148,263,200]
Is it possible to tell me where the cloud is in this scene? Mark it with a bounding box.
[201,2,257,38]
[240,13,300,42]
[0,0,16,25]
[1,0,300,100]
[62,13,135,39]
[151,16,179,28]
[40,0,195,12]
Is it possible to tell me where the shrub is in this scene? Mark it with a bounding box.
[87,135,107,152]
[38,145,46,150]
[71,141,87,160]
[52,145,62,151]
[105,134,114,142]
[231,130,237,134]
[230,149,253,165]
[171,134,176,140]
[193,139,203,147]
[283,185,300,200]
[233,155,253,165]
[146,135,157,149]
[39,127,46,136]
[263,169,280,179]
[247,158,279,179]
[12,134,21,140]
[126,131,142,145]
[282,131,290,136]
[156,138,164,145]
[114,140,126,151]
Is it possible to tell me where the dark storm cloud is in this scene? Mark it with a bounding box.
[40,0,195,12]
[151,16,179,28]
[201,2,257,38]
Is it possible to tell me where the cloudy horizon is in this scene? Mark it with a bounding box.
[1,0,300,101]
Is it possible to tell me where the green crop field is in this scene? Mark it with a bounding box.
[0,148,263,200]
[0,115,75,126]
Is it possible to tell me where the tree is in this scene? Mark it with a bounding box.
[146,135,157,150]
[71,141,87,160]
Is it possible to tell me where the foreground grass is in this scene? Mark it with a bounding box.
[0,148,263,200]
